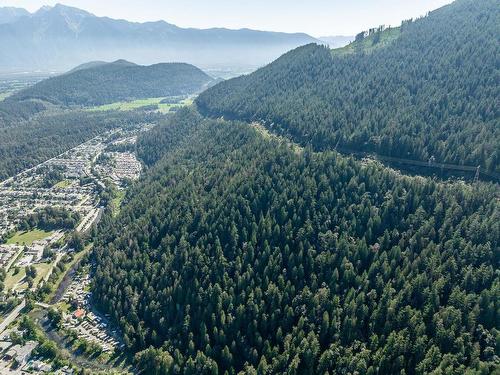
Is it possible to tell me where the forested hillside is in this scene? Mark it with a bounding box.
[92,108,499,374]
[9,60,213,106]
[0,110,159,180]
[0,99,46,126]
[197,0,499,173]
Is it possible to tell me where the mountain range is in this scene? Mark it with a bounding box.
[0,3,322,73]
[197,0,499,174]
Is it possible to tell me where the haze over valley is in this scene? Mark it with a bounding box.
[0,4,322,75]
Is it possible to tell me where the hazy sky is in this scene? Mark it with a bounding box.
[0,0,453,36]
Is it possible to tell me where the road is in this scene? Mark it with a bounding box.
[0,300,26,334]
[5,248,23,272]
[76,207,102,233]
[251,120,500,182]
[42,251,65,284]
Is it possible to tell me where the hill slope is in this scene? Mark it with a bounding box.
[92,107,499,374]
[0,4,319,72]
[10,60,213,106]
[197,0,500,173]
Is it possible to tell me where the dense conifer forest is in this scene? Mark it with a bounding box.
[0,99,46,125]
[196,0,499,173]
[0,0,493,373]
[92,108,499,374]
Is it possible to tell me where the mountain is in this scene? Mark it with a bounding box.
[9,60,214,106]
[197,0,499,174]
[0,7,29,24]
[92,106,499,374]
[318,35,353,48]
[88,1,500,373]
[66,61,109,73]
[0,3,319,73]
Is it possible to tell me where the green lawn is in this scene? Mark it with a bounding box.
[158,98,193,114]
[54,179,72,188]
[4,261,53,292]
[4,267,26,291]
[88,97,192,113]
[6,229,53,246]
[34,262,53,286]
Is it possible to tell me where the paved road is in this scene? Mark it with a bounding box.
[0,300,26,334]
[5,248,23,272]
[35,302,50,309]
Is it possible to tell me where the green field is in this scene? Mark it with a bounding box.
[111,190,126,217]
[332,27,401,56]
[6,229,53,245]
[89,97,193,113]
[4,262,52,291]
[0,91,14,101]
[33,262,53,286]
[4,267,26,291]
[54,179,72,188]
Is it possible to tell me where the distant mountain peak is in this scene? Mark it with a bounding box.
[0,6,30,24]
[0,3,319,72]
[110,59,137,66]
[34,3,93,19]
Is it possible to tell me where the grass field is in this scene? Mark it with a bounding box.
[0,91,14,101]
[158,98,193,114]
[111,190,126,217]
[332,27,401,56]
[88,97,193,113]
[6,229,53,245]
[4,261,53,291]
[33,262,53,286]
[54,179,72,189]
[4,267,26,291]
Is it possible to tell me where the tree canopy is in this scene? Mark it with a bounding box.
[92,108,499,374]
[197,0,499,173]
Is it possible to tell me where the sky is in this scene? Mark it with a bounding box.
[0,0,453,36]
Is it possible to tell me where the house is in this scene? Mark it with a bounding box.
[31,360,52,372]
[0,341,12,353]
[6,341,37,366]
[74,309,86,319]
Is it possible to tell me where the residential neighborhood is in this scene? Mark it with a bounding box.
[0,124,148,373]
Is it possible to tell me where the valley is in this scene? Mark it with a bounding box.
[0,73,53,101]
[0,0,498,374]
